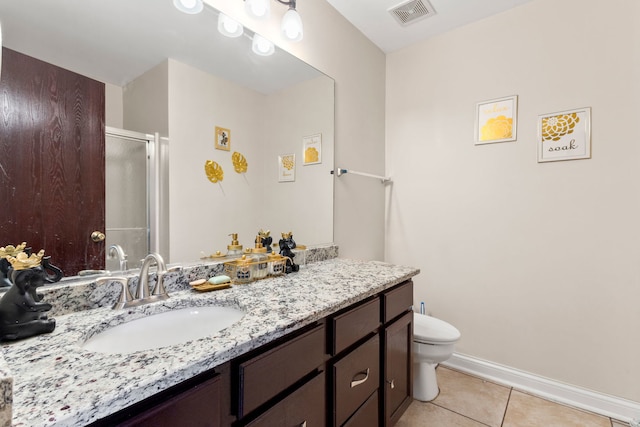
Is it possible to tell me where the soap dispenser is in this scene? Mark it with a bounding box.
[250,235,268,279]
[226,233,243,257]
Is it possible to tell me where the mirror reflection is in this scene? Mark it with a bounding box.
[0,0,334,280]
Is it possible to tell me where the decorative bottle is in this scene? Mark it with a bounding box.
[250,236,268,279]
[226,233,243,257]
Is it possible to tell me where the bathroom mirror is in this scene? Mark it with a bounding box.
[0,0,334,280]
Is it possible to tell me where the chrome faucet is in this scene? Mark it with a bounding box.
[137,252,171,301]
[108,244,128,271]
[97,252,181,309]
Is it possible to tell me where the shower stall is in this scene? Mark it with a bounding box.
[105,127,162,272]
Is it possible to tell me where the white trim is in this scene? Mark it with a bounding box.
[442,353,640,424]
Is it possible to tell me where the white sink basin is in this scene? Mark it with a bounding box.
[82,305,245,354]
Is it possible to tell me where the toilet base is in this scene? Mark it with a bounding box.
[413,361,439,402]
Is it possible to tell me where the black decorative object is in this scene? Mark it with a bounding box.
[42,256,64,283]
[0,250,56,341]
[259,229,273,254]
[0,258,11,288]
[0,242,63,287]
[278,232,299,274]
[0,242,27,288]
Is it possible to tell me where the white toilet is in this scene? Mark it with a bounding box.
[413,312,461,401]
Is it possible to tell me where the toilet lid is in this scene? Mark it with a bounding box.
[414,313,461,344]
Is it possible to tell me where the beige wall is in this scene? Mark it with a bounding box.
[105,83,123,128]
[386,0,640,402]
[263,76,335,246]
[167,61,333,262]
[167,60,264,262]
[123,61,171,259]
[205,0,387,260]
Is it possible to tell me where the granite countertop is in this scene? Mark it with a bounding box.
[0,258,419,426]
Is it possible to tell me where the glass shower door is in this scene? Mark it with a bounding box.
[105,127,153,271]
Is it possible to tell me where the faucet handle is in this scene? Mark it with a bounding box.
[152,266,182,298]
[96,277,133,309]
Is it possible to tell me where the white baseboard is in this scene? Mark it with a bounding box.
[442,353,640,424]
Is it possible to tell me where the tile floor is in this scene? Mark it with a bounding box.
[396,367,630,427]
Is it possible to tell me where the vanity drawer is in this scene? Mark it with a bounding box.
[238,324,325,418]
[117,374,221,427]
[246,372,325,427]
[332,298,381,355]
[343,390,379,427]
[333,334,380,427]
[382,280,413,323]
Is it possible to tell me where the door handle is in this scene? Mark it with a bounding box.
[350,368,370,388]
[387,379,395,389]
[91,231,106,242]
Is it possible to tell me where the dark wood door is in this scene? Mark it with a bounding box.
[0,48,105,277]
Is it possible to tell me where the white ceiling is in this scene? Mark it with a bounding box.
[326,0,535,53]
[0,0,321,94]
[0,0,535,92]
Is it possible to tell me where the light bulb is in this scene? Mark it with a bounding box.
[218,13,244,38]
[245,0,270,19]
[252,34,275,56]
[173,0,203,14]
[281,8,303,42]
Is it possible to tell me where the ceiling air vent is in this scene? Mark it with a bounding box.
[388,0,436,26]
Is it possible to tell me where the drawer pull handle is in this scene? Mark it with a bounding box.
[300,422,307,427]
[350,368,370,388]
[388,379,395,389]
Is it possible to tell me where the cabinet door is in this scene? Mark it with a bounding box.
[383,311,413,427]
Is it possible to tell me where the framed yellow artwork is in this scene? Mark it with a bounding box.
[475,95,518,145]
[538,107,591,163]
[303,133,322,165]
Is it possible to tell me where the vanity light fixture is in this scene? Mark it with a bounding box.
[252,34,275,56]
[245,0,270,20]
[218,13,244,38]
[277,0,303,41]
[173,0,203,15]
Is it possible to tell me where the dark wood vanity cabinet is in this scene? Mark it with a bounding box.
[94,280,414,427]
[329,280,414,427]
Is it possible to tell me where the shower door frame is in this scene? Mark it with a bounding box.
[105,126,162,268]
